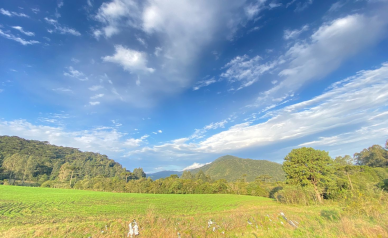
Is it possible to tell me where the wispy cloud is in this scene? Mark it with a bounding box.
[221,55,282,90]
[0,29,39,45]
[283,25,309,40]
[52,87,73,93]
[63,66,88,81]
[11,26,35,36]
[44,18,81,36]
[0,8,29,18]
[89,101,100,106]
[90,94,104,99]
[193,77,217,90]
[89,85,104,91]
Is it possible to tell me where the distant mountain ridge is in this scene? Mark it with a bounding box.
[190,155,285,182]
[147,170,183,180]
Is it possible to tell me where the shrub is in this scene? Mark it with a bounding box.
[274,185,318,205]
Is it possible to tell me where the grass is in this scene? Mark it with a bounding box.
[1,186,387,237]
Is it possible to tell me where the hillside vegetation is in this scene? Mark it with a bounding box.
[0,136,145,187]
[190,155,285,182]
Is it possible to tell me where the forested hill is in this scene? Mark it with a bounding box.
[0,136,138,184]
[190,155,285,182]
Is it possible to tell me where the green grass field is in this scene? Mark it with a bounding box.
[1,186,387,237]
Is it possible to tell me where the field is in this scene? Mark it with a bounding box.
[0,186,387,237]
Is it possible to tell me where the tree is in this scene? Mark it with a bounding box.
[121,171,133,182]
[354,144,388,167]
[334,155,355,190]
[180,171,194,180]
[68,165,79,187]
[257,174,272,183]
[283,147,333,203]
[133,168,146,179]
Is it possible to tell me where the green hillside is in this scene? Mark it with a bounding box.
[0,136,130,185]
[190,155,285,182]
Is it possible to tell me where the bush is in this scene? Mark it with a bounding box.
[274,185,318,205]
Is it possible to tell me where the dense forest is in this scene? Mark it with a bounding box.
[1,135,388,206]
[0,136,146,187]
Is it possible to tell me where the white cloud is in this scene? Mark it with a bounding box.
[11,26,35,36]
[127,63,388,161]
[58,1,64,8]
[221,55,282,90]
[269,2,282,9]
[63,66,88,81]
[124,134,149,147]
[0,8,12,16]
[158,130,162,133]
[95,0,140,38]
[0,8,29,17]
[89,85,103,91]
[102,45,155,73]
[52,88,73,93]
[190,118,231,140]
[329,1,346,12]
[283,25,309,40]
[71,58,80,63]
[91,93,104,99]
[244,0,267,20]
[44,18,81,36]
[254,13,388,106]
[0,119,143,154]
[87,0,94,7]
[295,0,313,12]
[136,36,147,47]
[31,8,40,14]
[89,0,277,107]
[183,162,210,171]
[154,47,162,56]
[89,101,100,106]
[0,29,39,45]
[193,77,217,90]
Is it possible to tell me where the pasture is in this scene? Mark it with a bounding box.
[0,186,386,237]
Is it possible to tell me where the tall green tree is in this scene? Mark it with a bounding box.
[133,168,146,179]
[354,144,388,167]
[283,147,333,203]
[334,155,356,190]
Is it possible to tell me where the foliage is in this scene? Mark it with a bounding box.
[354,144,388,167]
[283,147,334,203]
[0,136,135,186]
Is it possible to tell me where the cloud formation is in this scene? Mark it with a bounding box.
[102,45,155,73]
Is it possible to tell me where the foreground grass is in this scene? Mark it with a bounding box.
[0,186,387,237]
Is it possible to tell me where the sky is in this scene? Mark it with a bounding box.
[0,0,388,173]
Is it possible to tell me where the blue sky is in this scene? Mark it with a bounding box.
[1,0,388,173]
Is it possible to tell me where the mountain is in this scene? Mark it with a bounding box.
[190,155,285,182]
[147,170,183,180]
